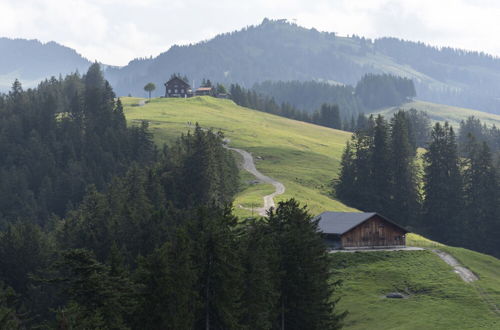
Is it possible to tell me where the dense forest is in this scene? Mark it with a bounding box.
[103,19,500,114]
[0,63,155,227]
[334,112,500,257]
[0,69,344,329]
[230,74,416,131]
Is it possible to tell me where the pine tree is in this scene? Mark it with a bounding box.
[238,218,279,329]
[463,139,499,251]
[268,199,345,330]
[371,115,391,211]
[190,206,242,330]
[134,228,199,329]
[423,122,463,244]
[388,111,420,227]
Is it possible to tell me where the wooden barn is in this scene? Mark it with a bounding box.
[317,212,408,249]
[164,77,192,98]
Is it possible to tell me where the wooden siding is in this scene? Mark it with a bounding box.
[341,215,406,248]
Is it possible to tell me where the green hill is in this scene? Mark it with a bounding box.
[123,96,500,329]
[333,236,500,329]
[375,100,500,128]
[122,96,354,217]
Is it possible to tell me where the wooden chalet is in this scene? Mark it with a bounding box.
[317,212,408,249]
[164,77,192,98]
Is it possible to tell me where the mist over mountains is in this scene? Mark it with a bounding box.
[4,19,500,114]
[0,38,92,90]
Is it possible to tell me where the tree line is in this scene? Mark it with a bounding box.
[334,111,500,257]
[0,70,345,329]
[230,74,416,131]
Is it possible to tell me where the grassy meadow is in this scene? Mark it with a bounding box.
[375,100,500,128]
[122,96,355,217]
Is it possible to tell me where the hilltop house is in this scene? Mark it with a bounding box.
[317,212,408,249]
[164,77,192,98]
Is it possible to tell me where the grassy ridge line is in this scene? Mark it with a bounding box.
[375,100,500,127]
[122,96,355,217]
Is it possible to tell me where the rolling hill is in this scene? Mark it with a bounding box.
[109,18,500,114]
[123,96,500,329]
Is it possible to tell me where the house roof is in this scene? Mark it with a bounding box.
[316,212,408,235]
[165,77,190,87]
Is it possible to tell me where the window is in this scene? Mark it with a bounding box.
[175,89,178,93]
[168,89,171,93]
[181,89,184,93]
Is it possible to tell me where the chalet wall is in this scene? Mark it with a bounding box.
[341,216,406,248]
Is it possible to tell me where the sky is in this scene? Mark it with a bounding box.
[1,0,500,66]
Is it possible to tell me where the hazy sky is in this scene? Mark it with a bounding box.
[1,0,499,66]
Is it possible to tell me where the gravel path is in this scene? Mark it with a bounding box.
[226,147,285,216]
[432,249,478,283]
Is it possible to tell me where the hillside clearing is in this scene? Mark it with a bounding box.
[122,96,355,217]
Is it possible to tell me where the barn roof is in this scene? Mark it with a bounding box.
[316,212,408,235]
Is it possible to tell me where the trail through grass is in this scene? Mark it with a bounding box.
[123,96,355,217]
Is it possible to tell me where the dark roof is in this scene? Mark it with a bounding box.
[165,76,190,87]
[316,212,408,235]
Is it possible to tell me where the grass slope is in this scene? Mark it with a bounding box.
[331,248,500,329]
[122,96,355,217]
[375,100,500,127]
[333,233,500,329]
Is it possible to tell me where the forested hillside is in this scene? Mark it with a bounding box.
[105,19,500,114]
[0,64,155,227]
[335,111,500,257]
[0,38,92,91]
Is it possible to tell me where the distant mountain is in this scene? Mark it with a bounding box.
[105,18,500,114]
[0,38,92,91]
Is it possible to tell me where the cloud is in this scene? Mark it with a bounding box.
[0,0,500,65]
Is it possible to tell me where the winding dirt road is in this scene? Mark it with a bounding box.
[226,147,285,216]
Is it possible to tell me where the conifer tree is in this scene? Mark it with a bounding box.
[463,139,499,251]
[371,115,391,211]
[238,218,279,329]
[134,228,199,329]
[423,122,463,244]
[268,199,345,330]
[389,111,420,226]
[190,206,242,330]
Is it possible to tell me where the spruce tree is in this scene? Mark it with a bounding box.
[268,199,345,330]
[190,206,242,330]
[371,115,391,211]
[423,122,463,244]
[463,139,499,251]
[389,111,420,227]
[238,218,279,329]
